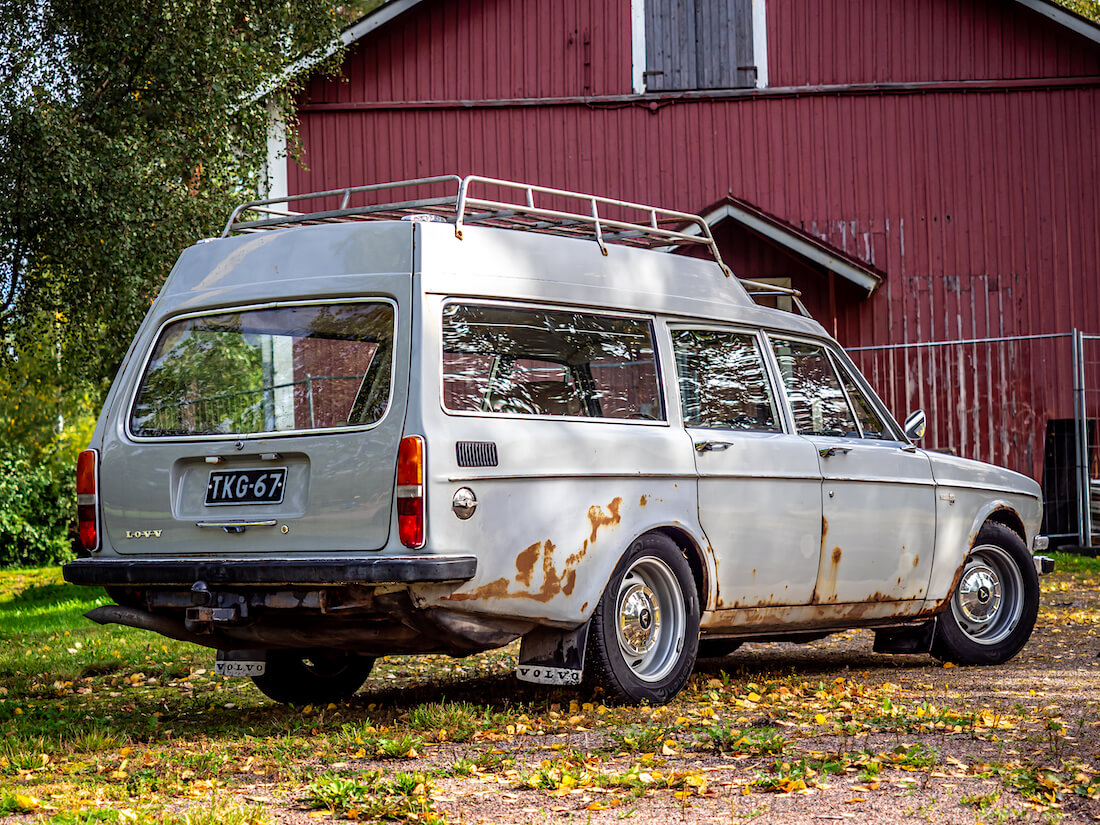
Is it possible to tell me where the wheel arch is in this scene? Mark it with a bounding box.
[982,507,1027,545]
[653,525,709,611]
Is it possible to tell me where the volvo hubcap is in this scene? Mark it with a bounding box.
[619,583,661,655]
[957,565,1001,624]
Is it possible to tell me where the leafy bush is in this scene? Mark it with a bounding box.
[0,446,74,567]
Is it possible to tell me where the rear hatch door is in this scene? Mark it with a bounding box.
[101,289,410,555]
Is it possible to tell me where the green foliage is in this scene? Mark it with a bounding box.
[0,0,347,562]
[0,446,74,566]
[0,0,346,383]
[1056,0,1100,22]
[0,319,99,566]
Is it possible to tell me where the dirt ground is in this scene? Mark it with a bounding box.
[246,565,1100,825]
[3,564,1098,825]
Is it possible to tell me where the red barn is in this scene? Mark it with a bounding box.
[268,0,1100,544]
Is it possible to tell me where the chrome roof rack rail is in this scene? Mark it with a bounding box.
[222,174,734,277]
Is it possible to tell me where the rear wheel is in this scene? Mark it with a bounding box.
[931,522,1038,665]
[251,651,374,704]
[586,533,699,704]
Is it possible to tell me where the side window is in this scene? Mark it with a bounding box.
[672,329,780,432]
[770,338,859,437]
[644,0,757,90]
[837,365,890,440]
[442,304,663,420]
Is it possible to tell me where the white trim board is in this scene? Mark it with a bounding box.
[690,203,882,295]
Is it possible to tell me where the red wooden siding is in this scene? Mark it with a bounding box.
[768,0,1100,86]
[290,0,1100,484]
[303,0,1100,106]
[304,0,632,103]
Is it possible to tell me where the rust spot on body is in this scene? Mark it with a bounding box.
[515,541,541,586]
[639,495,648,506]
[563,569,577,596]
[812,540,843,605]
[587,496,623,544]
[444,577,511,602]
[913,555,920,567]
[445,539,578,604]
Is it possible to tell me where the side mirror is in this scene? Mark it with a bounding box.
[904,409,927,442]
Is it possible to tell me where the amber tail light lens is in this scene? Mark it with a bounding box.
[396,435,425,548]
[76,449,99,552]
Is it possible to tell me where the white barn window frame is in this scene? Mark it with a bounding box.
[631,0,768,94]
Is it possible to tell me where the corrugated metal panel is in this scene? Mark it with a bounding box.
[768,0,1100,86]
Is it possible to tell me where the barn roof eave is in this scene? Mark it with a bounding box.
[249,0,430,103]
[691,200,884,297]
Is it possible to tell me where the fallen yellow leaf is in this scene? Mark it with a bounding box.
[13,794,40,812]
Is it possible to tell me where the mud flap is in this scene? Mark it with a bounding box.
[516,622,590,686]
[873,620,937,655]
[215,649,267,677]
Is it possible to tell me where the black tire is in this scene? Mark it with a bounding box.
[585,532,700,704]
[697,639,743,658]
[931,522,1039,665]
[251,650,374,704]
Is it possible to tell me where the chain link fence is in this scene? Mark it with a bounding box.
[848,331,1099,548]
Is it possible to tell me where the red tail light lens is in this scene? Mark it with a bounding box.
[77,449,99,552]
[397,435,424,548]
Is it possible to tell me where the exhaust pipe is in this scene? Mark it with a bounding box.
[85,605,225,648]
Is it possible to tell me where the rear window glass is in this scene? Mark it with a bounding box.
[442,304,663,420]
[130,303,394,437]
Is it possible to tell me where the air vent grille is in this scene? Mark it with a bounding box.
[456,441,498,468]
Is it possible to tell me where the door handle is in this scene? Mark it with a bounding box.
[818,446,852,458]
[695,440,734,452]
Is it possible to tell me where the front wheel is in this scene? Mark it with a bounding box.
[585,533,699,704]
[931,522,1039,665]
[251,651,375,704]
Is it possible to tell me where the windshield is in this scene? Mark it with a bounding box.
[130,302,395,438]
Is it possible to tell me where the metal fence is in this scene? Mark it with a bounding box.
[849,331,1100,548]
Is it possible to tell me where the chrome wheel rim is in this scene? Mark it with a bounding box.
[950,544,1023,646]
[615,556,686,682]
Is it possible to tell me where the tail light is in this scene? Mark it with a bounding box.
[77,449,100,552]
[397,435,425,548]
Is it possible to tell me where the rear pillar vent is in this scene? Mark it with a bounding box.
[456,441,499,468]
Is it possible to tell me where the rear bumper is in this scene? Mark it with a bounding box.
[63,556,477,587]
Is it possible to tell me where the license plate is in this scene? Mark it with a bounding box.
[215,660,266,677]
[205,468,287,506]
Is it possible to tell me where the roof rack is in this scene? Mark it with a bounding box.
[223,174,734,272]
[221,174,809,313]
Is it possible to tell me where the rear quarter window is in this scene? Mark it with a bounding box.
[442,303,664,421]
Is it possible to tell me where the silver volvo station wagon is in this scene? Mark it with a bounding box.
[64,176,1054,705]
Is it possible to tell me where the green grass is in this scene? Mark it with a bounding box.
[1049,551,1100,576]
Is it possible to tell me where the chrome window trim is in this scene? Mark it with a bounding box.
[125,297,399,443]
[438,298,668,426]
